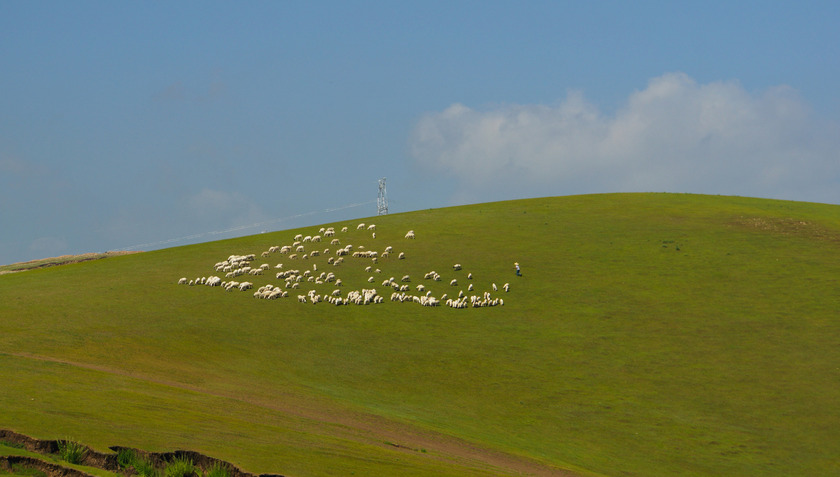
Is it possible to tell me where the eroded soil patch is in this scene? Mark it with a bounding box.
[0,430,283,477]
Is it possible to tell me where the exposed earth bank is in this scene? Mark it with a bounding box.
[0,430,284,477]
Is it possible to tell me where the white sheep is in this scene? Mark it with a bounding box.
[357,223,366,230]
[398,252,406,259]
[367,224,376,230]
[503,283,510,292]
[450,279,458,286]
[405,230,415,239]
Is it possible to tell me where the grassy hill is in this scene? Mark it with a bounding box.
[1,193,839,476]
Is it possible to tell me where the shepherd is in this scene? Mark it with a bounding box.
[515,262,521,277]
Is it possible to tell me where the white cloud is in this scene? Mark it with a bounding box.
[410,72,840,204]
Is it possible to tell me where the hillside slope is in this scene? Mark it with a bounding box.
[1,193,839,476]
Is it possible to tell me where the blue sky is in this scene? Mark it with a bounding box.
[2,1,839,265]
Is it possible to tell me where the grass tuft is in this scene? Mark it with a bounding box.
[165,456,196,477]
[116,448,138,470]
[133,455,160,477]
[203,463,230,477]
[57,439,86,465]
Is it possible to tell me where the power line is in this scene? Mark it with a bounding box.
[113,200,376,252]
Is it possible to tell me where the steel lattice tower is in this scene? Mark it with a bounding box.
[377,177,388,215]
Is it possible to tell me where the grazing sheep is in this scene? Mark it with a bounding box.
[341,226,348,232]
[178,277,188,285]
[453,264,462,271]
[367,224,376,230]
[450,279,458,286]
[401,274,411,282]
[357,223,366,230]
[398,252,405,259]
[492,283,497,291]
[405,230,415,239]
[467,272,473,279]
[503,283,509,292]
[294,234,303,241]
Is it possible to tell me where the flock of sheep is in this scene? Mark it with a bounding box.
[177,222,510,308]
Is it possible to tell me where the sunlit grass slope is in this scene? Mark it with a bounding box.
[2,193,839,476]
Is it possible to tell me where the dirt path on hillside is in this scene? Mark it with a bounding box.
[5,351,579,476]
[0,252,141,275]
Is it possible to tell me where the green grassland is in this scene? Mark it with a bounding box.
[1,193,839,476]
